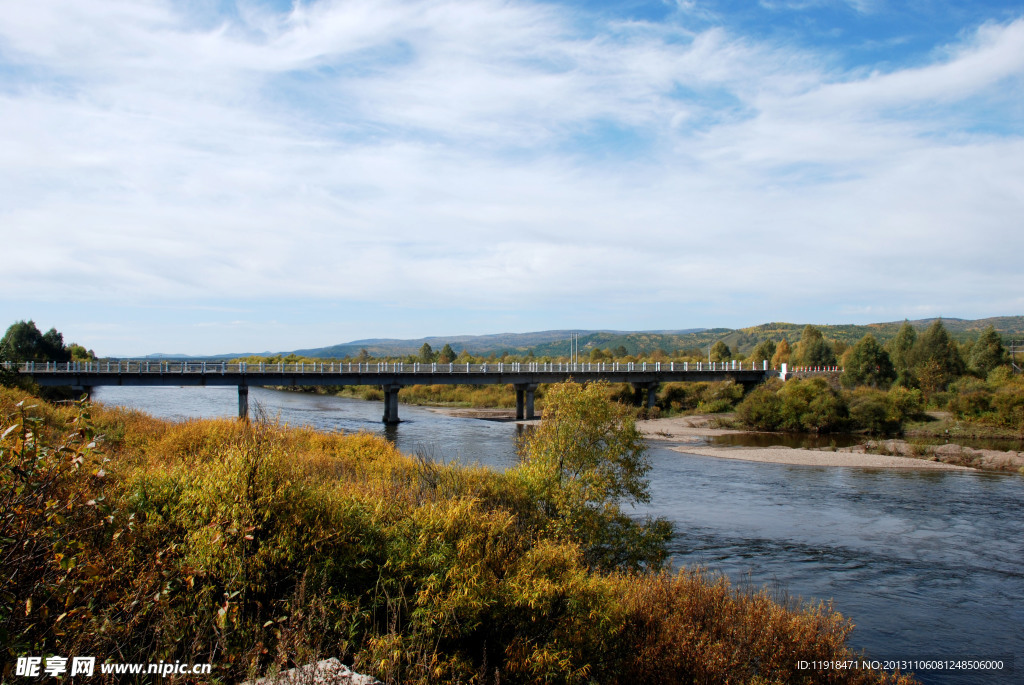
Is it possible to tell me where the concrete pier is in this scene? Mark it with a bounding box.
[515,384,538,420]
[382,385,401,424]
[238,384,249,420]
[633,382,658,409]
[524,384,537,420]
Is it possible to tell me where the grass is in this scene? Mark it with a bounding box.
[1,386,917,684]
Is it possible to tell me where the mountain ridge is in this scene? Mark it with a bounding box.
[138,316,1024,359]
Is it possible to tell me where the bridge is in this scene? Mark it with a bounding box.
[8,360,793,423]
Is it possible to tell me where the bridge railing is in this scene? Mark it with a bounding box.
[8,360,777,375]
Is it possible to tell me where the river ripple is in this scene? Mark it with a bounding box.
[94,386,1023,684]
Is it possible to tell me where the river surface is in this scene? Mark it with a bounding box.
[94,386,1022,684]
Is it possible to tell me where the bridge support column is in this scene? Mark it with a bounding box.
[633,383,658,409]
[238,384,249,421]
[382,385,401,424]
[525,384,538,420]
[514,384,539,420]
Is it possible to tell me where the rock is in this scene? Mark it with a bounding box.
[934,444,963,457]
[243,658,381,685]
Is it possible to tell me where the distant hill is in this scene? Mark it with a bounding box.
[139,316,1024,360]
[291,317,1024,360]
[292,329,707,359]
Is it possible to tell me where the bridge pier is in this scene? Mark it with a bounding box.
[633,382,659,409]
[515,383,538,420]
[238,384,249,421]
[382,385,401,424]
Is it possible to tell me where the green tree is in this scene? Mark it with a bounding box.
[613,345,629,358]
[909,319,964,393]
[886,320,917,386]
[841,334,896,388]
[792,325,836,367]
[417,342,435,364]
[513,382,672,571]
[66,344,96,362]
[709,341,731,362]
[437,343,456,364]
[777,377,848,432]
[968,326,1008,377]
[0,320,72,363]
[748,339,777,366]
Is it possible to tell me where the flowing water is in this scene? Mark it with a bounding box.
[94,386,1022,684]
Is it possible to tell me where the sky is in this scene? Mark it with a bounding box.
[1,0,1022,356]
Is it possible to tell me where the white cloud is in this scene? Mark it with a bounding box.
[0,0,1022,353]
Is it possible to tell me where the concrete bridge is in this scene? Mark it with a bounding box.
[9,360,791,423]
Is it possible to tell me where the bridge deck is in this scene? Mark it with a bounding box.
[8,360,796,423]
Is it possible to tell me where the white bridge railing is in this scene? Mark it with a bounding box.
[9,360,775,375]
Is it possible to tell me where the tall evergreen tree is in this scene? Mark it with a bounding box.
[793,325,836,367]
[438,343,457,364]
[841,334,896,388]
[886,320,917,386]
[968,327,1008,377]
[909,319,964,393]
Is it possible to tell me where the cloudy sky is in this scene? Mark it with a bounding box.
[1,0,1022,355]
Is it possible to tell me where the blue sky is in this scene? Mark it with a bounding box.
[1,0,1022,355]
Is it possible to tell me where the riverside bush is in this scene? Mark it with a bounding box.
[657,381,744,415]
[738,380,924,435]
[1,386,917,684]
[945,372,1024,431]
[737,378,849,433]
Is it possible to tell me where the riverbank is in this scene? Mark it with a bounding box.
[638,414,1024,473]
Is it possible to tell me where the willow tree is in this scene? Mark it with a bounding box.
[513,382,672,571]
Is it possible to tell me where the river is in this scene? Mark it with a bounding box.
[93,386,1022,684]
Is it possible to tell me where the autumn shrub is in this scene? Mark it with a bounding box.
[2,386,918,684]
[616,569,917,685]
[884,386,923,425]
[991,384,1024,431]
[657,381,743,415]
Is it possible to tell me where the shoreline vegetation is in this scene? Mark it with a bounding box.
[224,319,1023,474]
[0,384,918,685]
